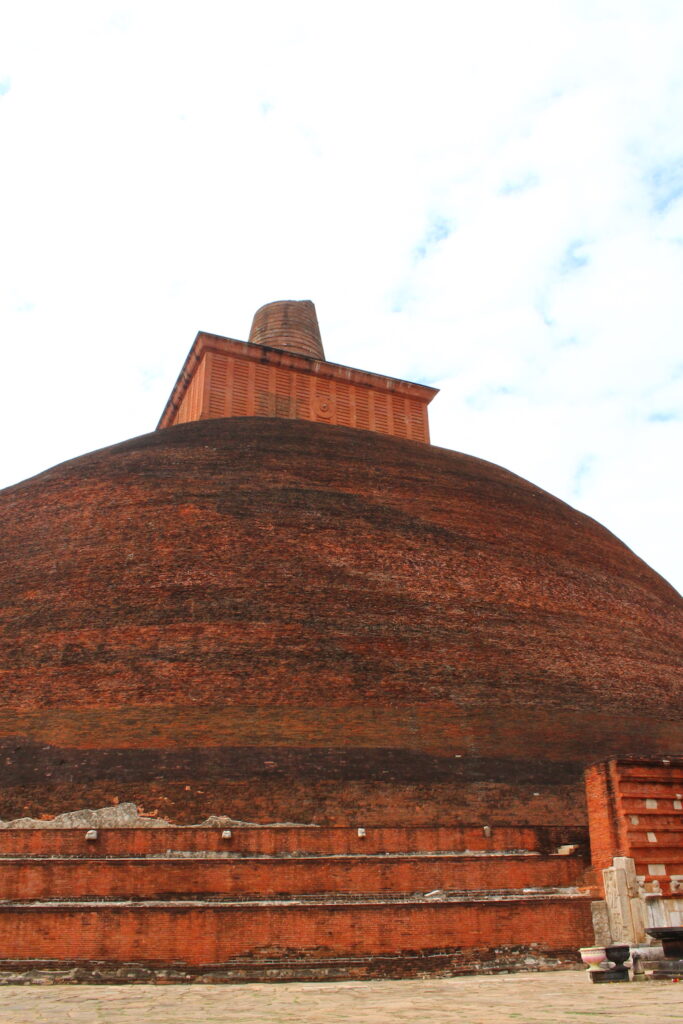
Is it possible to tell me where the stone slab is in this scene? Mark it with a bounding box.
[0,971,682,1023]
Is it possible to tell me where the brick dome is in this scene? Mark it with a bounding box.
[0,417,681,825]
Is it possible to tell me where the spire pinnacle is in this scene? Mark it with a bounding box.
[248,300,325,360]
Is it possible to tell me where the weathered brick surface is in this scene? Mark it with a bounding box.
[0,819,593,972]
[0,825,575,857]
[584,761,622,870]
[161,333,434,440]
[0,854,585,901]
[0,898,594,965]
[0,418,681,825]
[248,299,325,360]
[586,757,683,894]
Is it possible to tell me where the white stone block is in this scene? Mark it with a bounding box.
[590,901,612,946]
[630,896,647,943]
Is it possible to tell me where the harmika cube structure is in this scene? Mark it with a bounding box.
[0,300,681,982]
[157,300,436,442]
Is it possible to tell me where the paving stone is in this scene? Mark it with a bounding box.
[0,971,682,1023]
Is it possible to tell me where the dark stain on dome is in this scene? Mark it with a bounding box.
[0,417,681,824]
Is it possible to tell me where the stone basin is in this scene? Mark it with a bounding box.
[645,927,683,959]
[579,946,607,967]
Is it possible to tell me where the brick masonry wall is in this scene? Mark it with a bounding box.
[173,356,206,426]
[0,854,584,901]
[584,762,622,871]
[0,825,574,857]
[586,758,683,896]
[174,346,431,441]
[248,300,326,360]
[1,418,681,826]
[0,899,594,964]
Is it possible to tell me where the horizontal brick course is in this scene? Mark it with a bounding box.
[0,825,571,858]
[0,853,585,901]
[0,898,594,965]
[1,418,681,826]
[586,758,683,895]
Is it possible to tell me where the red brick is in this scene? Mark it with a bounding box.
[0,899,594,965]
[0,418,681,825]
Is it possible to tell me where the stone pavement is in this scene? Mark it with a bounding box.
[0,971,682,1023]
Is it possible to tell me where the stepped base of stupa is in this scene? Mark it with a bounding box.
[0,818,594,981]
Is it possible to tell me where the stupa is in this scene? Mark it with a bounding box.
[0,300,680,980]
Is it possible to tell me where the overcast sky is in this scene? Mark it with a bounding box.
[1,0,682,594]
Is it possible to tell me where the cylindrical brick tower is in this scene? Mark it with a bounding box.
[248,300,325,360]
